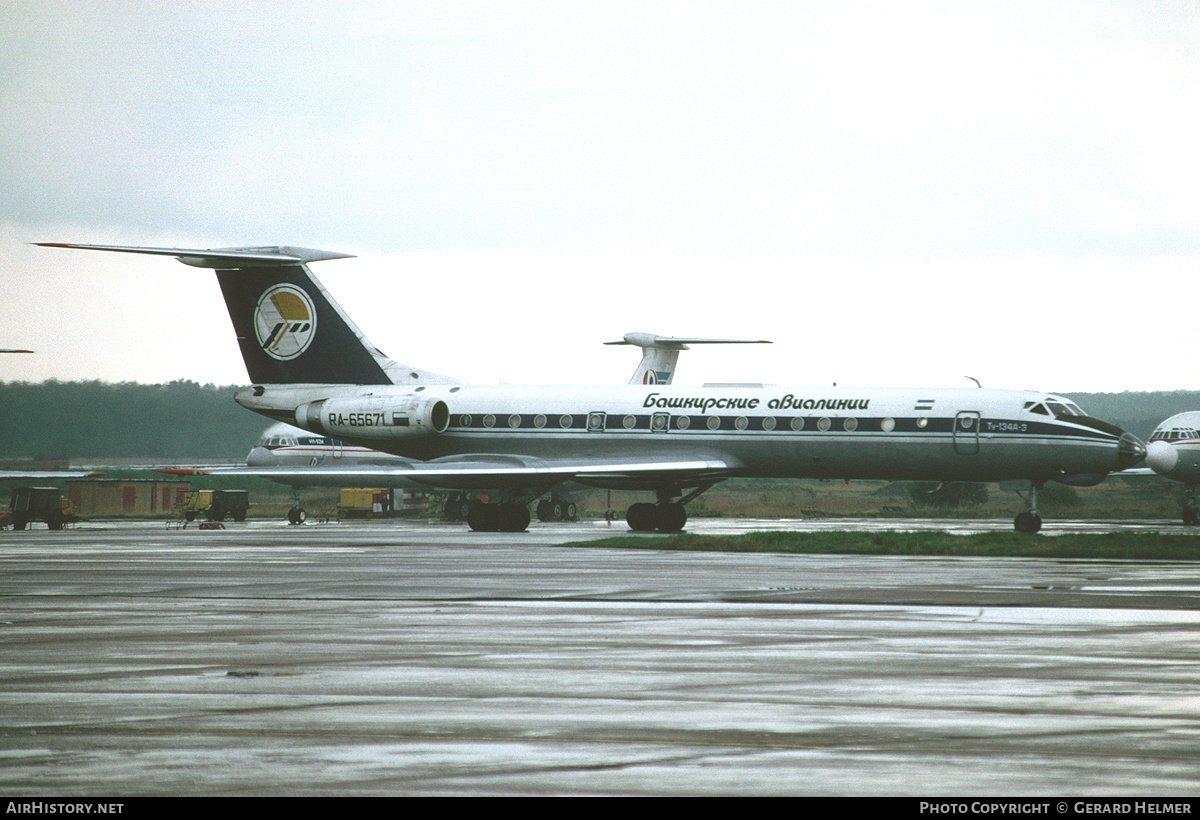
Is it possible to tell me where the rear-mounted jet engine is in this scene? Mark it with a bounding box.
[297,396,450,440]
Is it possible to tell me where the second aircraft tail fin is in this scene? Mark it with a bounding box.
[605,333,772,385]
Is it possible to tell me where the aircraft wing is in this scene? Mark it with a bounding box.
[0,471,103,480]
[174,454,740,490]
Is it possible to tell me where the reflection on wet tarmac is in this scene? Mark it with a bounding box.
[1,518,1198,795]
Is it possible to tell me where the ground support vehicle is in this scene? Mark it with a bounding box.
[8,487,80,530]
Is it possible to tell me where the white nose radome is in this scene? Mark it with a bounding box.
[1145,440,1178,476]
[245,446,279,468]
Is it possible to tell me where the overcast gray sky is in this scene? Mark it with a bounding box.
[3,1,1199,392]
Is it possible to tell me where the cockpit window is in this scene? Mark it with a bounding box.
[259,435,303,448]
[1045,401,1076,418]
[1151,429,1200,443]
[1029,399,1089,419]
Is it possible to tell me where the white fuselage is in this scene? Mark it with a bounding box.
[246,425,393,469]
[237,382,1140,489]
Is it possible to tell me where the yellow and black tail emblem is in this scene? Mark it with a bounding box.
[254,284,317,361]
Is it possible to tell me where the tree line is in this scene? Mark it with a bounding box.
[0,380,265,460]
[1063,391,1200,441]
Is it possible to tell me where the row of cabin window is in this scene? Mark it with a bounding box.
[454,413,931,433]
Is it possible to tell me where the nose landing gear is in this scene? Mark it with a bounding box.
[1183,486,1198,526]
[287,488,306,525]
[1012,481,1042,533]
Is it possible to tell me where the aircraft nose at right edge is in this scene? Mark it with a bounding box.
[1117,431,1147,472]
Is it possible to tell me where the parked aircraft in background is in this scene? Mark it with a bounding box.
[1144,412,1200,525]
[40,242,1145,533]
[161,422,395,523]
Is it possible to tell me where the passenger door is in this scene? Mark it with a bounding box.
[954,411,980,455]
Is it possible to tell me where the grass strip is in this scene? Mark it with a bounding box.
[564,530,1200,561]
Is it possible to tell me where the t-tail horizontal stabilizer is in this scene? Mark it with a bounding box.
[35,243,355,267]
[35,242,460,388]
[606,332,771,385]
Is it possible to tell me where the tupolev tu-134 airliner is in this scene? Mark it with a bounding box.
[38,243,1146,533]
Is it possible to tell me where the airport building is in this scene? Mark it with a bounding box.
[66,478,190,517]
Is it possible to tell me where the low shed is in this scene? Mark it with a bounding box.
[66,479,190,517]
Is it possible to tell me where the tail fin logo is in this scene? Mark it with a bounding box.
[254,284,317,361]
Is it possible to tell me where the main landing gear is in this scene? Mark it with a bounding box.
[442,492,532,532]
[536,493,578,523]
[449,491,574,532]
[466,500,531,532]
[626,501,688,533]
[1013,481,1043,533]
[623,484,715,533]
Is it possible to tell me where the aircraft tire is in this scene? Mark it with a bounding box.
[498,504,530,532]
[655,502,687,533]
[537,500,554,521]
[1014,511,1042,533]
[626,502,657,532]
[467,502,499,532]
[184,511,196,522]
[566,502,578,522]
[1183,508,1199,526]
[287,508,306,525]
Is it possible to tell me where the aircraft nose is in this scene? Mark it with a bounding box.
[1145,440,1177,475]
[1116,432,1147,471]
[245,446,278,467]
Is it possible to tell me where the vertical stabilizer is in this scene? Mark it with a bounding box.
[35,243,459,386]
[606,333,771,385]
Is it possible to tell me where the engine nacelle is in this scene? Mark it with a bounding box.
[296,396,450,440]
